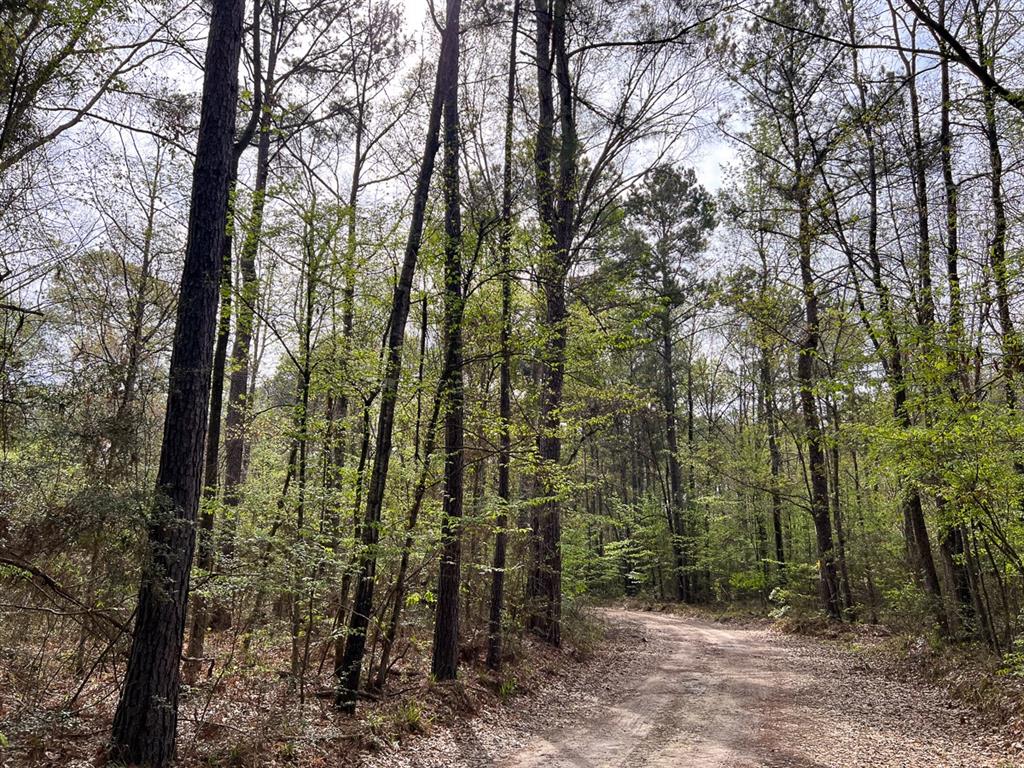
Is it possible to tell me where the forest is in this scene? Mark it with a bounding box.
[3,0,1024,765]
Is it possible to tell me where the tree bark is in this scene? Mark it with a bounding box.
[759,351,785,571]
[184,223,231,675]
[662,299,688,601]
[431,1,465,678]
[108,0,243,763]
[527,0,575,647]
[794,181,840,619]
[373,378,441,691]
[974,1,1016,403]
[934,0,976,633]
[828,402,853,615]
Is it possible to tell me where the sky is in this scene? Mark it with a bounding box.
[397,0,732,192]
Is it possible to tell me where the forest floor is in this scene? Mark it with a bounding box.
[365,607,1024,768]
[5,607,1023,766]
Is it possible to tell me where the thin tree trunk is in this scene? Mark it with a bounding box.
[974,2,1016,403]
[850,4,943,622]
[759,351,785,572]
[828,402,853,616]
[685,347,703,599]
[662,297,688,602]
[334,1,457,711]
[221,4,282,554]
[184,227,231,676]
[374,382,442,690]
[327,110,366,678]
[934,2,976,633]
[332,399,373,662]
[290,223,317,680]
[486,0,519,672]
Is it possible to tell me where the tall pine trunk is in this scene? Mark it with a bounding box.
[431,4,465,677]
[109,0,244,762]
[794,182,840,620]
[527,0,575,646]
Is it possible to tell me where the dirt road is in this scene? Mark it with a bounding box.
[368,609,1019,768]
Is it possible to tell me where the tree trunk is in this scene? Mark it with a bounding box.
[935,4,976,633]
[186,0,263,667]
[828,403,853,616]
[527,0,575,647]
[685,347,704,599]
[975,7,1016,403]
[662,300,687,602]
[184,221,231,676]
[486,0,519,673]
[334,0,456,711]
[849,6,943,622]
[221,7,282,552]
[431,7,465,678]
[759,351,785,572]
[794,185,840,620]
[374,380,441,691]
[290,222,317,681]
[108,0,243,763]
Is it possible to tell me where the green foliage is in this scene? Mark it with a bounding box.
[497,677,517,701]
[394,700,425,734]
[729,568,766,597]
[999,620,1024,677]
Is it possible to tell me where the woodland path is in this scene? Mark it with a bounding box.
[366,609,1019,768]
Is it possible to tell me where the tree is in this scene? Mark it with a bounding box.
[108,0,244,763]
[219,0,360,557]
[486,0,520,672]
[525,0,710,641]
[620,164,715,602]
[0,0,175,178]
[725,0,845,618]
[901,0,1024,115]
[334,0,461,712]
[187,0,263,671]
[430,0,465,682]
[525,0,575,646]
